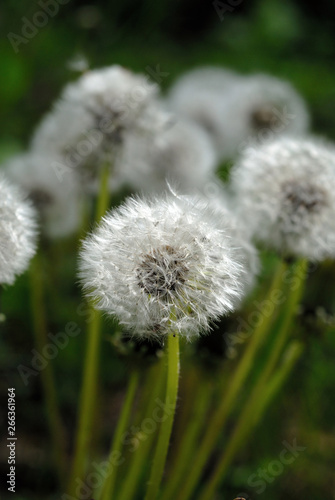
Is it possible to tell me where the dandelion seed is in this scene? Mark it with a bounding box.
[0,175,37,285]
[231,137,335,260]
[79,194,245,340]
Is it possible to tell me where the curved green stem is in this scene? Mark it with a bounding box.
[29,254,66,488]
[100,370,140,500]
[67,309,102,495]
[171,368,199,451]
[117,359,166,500]
[251,342,304,425]
[262,258,308,378]
[199,341,303,500]
[96,162,111,221]
[67,162,111,494]
[145,333,180,500]
[176,260,287,500]
[161,378,212,500]
[197,259,308,500]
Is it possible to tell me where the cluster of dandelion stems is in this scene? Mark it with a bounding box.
[29,173,308,500]
[78,279,305,499]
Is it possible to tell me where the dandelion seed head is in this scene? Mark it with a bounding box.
[226,75,308,159]
[231,137,335,260]
[79,195,245,340]
[4,153,82,239]
[250,103,281,131]
[136,245,189,298]
[166,67,240,157]
[0,174,37,285]
[115,118,217,193]
[31,65,166,190]
[168,72,309,161]
[280,180,327,234]
[232,74,309,138]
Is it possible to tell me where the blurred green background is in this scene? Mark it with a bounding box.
[1,0,335,498]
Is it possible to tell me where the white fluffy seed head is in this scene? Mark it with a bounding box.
[166,66,240,157]
[220,74,310,159]
[0,174,37,285]
[79,194,245,340]
[113,117,218,193]
[204,193,260,296]
[168,67,240,95]
[31,65,165,191]
[167,71,309,161]
[231,137,335,260]
[4,153,82,239]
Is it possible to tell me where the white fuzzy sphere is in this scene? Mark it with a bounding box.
[79,195,245,340]
[231,137,335,260]
[30,65,166,191]
[166,66,240,157]
[4,153,82,239]
[221,74,310,159]
[32,65,160,153]
[114,118,218,193]
[168,67,239,95]
[167,71,309,162]
[0,175,37,285]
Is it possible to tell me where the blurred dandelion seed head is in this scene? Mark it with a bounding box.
[0,175,37,285]
[250,103,281,131]
[31,65,167,193]
[280,180,328,233]
[4,153,82,239]
[115,118,217,194]
[167,69,309,161]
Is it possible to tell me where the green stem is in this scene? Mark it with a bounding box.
[145,333,180,500]
[261,258,308,380]
[161,378,212,500]
[29,254,66,488]
[67,162,111,494]
[198,341,303,500]
[116,359,166,500]
[78,197,93,241]
[96,162,111,221]
[100,370,140,500]
[67,309,102,494]
[197,259,308,500]
[251,342,304,425]
[176,259,287,500]
[170,368,199,454]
